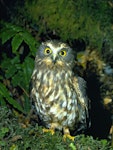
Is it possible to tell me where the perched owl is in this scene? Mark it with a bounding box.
[31,40,90,139]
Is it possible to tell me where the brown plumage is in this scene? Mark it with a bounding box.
[30,40,90,138]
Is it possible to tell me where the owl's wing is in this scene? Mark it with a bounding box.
[73,76,89,108]
[73,76,91,130]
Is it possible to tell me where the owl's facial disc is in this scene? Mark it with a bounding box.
[39,40,75,67]
[43,50,65,67]
[43,42,68,64]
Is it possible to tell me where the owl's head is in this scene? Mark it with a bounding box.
[36,40,76,68]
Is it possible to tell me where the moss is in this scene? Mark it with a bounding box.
[0,107,112,150]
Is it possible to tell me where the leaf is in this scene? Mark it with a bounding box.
[21,31,37,55]
[1,55,11,69]
[11,33,23,53]
[23,96,31,113]
[0,83,25,113]
[0,141,6,147]
[12,56,34,89]
[11,72,22,87]
[29,44,37,56]
[22,31,36,45]
[0,29,17,44]
[11,55,20,65]
[1,127,9,135]
[1,55,20,79]
[5,65,17,79]
[69,143,76,150]
[0,97,6,106]
[10,25,23,33]
[22,57,34,89]
[11,57,34,113]
[9,144,18,150]
[1,21,23,32]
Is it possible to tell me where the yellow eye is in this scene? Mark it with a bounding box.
[44,48,52,55]
[59,50,67,57]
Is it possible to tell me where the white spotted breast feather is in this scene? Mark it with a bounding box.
[31,63,90,133]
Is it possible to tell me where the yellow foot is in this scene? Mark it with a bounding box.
[63,134,75,141]
[43,128,55,135]
[63,127,75,141]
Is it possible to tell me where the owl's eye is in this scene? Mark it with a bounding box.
[59,50,67,57]
[44,48,52,55]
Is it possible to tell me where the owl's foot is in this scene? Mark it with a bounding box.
[43,128,55,135]
[63,134,75,141]
[63,127,75,141]
[43,123,59,135]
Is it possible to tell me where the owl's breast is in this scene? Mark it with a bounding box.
[31,69,82,129]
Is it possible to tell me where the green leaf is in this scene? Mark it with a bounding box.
[21,31,37,55]
[11,33,23,53]
[9,144,18,150]
[69,143,76,150]
[0,83,25,113]
[22,57,34,89]
[5,65,17,79]
[29,44,37,56]
[10,25,23,32]
[1,55,20,79]
[1,127,9,135]
[23,96,31,113]
[1,55,11,69]
[12,56,34,89]
[11,72,21,87]
[0,29,17,44]
[11,55,20,65]
[1,21,23,32]
[0,97,6,106]
[22,31,36,45]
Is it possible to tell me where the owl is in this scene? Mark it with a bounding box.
[30,40,90,140]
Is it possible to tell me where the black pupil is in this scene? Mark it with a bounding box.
[61,51,64,55]
[46,49,50,53]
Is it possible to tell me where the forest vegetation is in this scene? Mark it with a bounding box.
[0,0,113,149]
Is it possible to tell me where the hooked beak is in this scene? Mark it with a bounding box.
[51,54,58,64]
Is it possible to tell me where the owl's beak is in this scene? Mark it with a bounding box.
[52,54,57,64]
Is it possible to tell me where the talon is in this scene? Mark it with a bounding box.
[43,128,55,135]
[63,134,75,141]
[63,127,75,141]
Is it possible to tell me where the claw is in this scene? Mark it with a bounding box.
[43,128,55,135]
[63,134,75,141]
[63,127,75,141]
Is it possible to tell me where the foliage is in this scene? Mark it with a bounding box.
[0,0,113,114]
[0,22,37,54]
[0,1,113,146]
[12,0,113,50]
[0,107,112,150]
[0,22,38,113]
